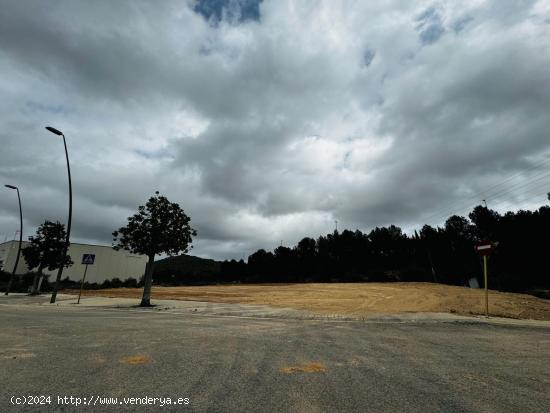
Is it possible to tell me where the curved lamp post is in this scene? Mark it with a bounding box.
[4,184,23,295]
[46,126,72,304]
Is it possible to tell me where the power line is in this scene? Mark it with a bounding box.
[419,155,550,222]
[421,167,550,224]
[476,169,550,201]
[422,167,550,223]
[424,174,550,225]
[474,179,550,212]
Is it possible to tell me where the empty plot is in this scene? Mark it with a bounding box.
[73,282,550,320]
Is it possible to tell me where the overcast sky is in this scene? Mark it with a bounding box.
[1,0,549,260]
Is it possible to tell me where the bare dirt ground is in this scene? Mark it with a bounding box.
[70,282,550,321]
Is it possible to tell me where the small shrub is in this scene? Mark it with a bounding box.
[110,278,123,288]
[122,278,138,288]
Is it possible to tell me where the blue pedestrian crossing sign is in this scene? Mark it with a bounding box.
[81,254,96,265]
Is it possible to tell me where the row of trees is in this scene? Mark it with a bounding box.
[220,203,550,292]
[8,194,549,301]
[3,192,197,306]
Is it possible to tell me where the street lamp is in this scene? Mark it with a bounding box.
[4,184,23,295]
[46,126,72,304]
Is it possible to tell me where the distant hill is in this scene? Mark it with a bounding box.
[153,254,222,285]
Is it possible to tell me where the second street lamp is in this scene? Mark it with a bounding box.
[4,184,23,295]
[46,126,72,304]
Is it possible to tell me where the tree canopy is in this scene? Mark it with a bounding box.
[112,192,196,306]
[22,220,73,272]
[22,220,73,294]
[217,202,550,294]
[113,192,196,258]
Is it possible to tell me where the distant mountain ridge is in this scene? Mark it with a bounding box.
[153,254,222,285]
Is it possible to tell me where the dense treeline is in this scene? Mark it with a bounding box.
[3,203,548,294]
[220,204,550,293]
[154,254,221,285]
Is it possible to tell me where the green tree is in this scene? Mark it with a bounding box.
[469,205,501,241]
[22,221,73,295]
[112,192,197,306]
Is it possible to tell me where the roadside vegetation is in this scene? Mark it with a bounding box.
[217,202,550,297]
[4,197,549,303]
[22,220,72,295]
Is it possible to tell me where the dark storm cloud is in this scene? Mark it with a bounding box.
[1,0,550,260]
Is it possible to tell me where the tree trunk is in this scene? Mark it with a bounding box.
[30,267,44,295]
[427,250,438,283]
[37,274,44,294]
[140,254,155,307]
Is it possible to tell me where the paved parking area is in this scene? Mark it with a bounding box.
[1,297,549,412]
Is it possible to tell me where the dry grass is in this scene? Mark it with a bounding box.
[74,282,550,320]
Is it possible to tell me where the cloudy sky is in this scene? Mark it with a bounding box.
[1,0,549,260]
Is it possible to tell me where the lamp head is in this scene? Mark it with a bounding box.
[4,184,17,190]
[45,126,63,136]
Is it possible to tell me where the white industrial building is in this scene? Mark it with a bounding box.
[0,240,147,284]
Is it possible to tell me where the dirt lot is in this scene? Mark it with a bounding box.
[72,282,550,320]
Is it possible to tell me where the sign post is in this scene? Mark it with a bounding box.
[78,254,95,304]
[475,243,496,317]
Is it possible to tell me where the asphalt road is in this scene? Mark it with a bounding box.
[1,303,549,412]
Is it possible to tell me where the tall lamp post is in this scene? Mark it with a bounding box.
[4,184,23,295]
[46,126,72,304]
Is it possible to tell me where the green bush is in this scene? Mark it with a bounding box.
[122,278,138,288]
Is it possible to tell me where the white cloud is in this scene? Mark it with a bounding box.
[1,0,549,260]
